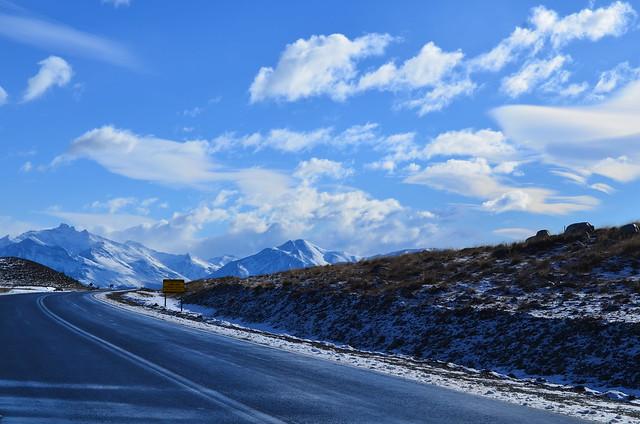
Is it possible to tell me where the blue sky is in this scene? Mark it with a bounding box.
[2,0,640,258]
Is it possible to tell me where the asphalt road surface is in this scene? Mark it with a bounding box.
[0,292,585,423]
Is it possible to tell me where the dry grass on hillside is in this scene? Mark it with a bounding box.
[189,224,640,299]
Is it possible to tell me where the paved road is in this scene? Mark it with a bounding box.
[0,292,585,423]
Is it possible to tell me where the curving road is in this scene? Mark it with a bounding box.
[0,292,585,423]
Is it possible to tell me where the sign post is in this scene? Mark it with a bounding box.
[162,279,186,309]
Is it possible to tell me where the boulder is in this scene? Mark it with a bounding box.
[564,222,595,236]
[535,230,551,239]
[620,223,639,236]
[526,230,551,244]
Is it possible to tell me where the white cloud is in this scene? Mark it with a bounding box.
[357,42,463,90]
[531,2,636,48]
[405,158,597,215]
[110,180,438,257]
[0,216,39,237]
[249,33,392,102]
[182,106,203,117]
[22,56,72,102]
[470,27,541,72]
[91,197,136,214]
[470,2,635,74]
[424,129,515,161]
[368,129,516,173]
[51,126,293,202]
[46,209,155,235]
[492,81,640,184]
[53,126,217,185]
[294,158,353,183]
[102,0,131,7]
[402,78,476,116]
[590,182,615,194]
[593,61,640,94]
[87,197,163,216]
[0,85,7,105]
[247,3,636,115]
[0,13,137,68]
[501,55,567,97]
[20,161,33,172]
[211,123,379,154]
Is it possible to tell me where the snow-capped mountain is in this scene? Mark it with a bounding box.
[211,239,359,278]
[0,224,232,288]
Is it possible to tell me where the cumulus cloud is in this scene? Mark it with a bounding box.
[402,78,476,116]
[501,55,567,97]
[22,56,72,102]
[593,61,640,95]
[358,42,463,91]
[107,181,437,257]
[211,123,379,153]
[531,2,636,48]
[472,2,635,73]
[294,158,353,183]
[249,33,392,102]
[405,158,597,215]
[248,3,635,114]
[470,27,541,72]
[424,129,516,160]
[368,129,517,173]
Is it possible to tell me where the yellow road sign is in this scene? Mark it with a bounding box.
[162,279,186,294]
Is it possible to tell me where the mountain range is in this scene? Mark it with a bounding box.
[0,224,360,287]
[212,239,360,278]
[0,224,232,288]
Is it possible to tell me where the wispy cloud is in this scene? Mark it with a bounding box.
[0,10,138,68]
[0,85,7,105]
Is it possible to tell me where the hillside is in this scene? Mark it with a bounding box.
[185,222,640,392]
[0,257,84,290]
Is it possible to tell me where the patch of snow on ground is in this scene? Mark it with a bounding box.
[0,286,60,296]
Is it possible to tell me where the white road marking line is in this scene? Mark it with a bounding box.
[37,294,286,424]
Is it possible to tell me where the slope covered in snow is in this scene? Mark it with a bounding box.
[212,239,359,278]
[0,224,230,288]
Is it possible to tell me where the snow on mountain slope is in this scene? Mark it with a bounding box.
[212,239,359,278]
[0,224,223,288]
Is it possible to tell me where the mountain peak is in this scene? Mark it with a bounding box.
[278,239,317,252]
[212,239,358,279]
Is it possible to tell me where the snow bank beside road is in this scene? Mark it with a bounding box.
[0,286,60,295]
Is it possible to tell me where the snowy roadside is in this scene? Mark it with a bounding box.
[0,286,62,296]
[98,290,640,424]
